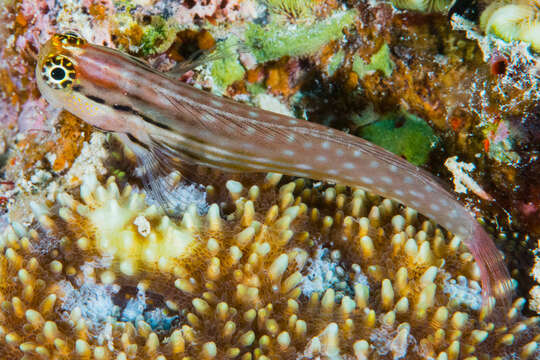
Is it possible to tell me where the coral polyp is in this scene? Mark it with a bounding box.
[50,174,198,278]
[480,0,540,51]
[1,172,539,359]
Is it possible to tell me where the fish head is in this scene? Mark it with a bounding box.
[36,32,87,108]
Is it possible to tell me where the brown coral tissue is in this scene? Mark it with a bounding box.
[0,170,539,359]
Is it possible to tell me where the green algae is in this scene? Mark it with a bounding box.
[246,83,267,96]
[210,37,246,91]
[264,0,318,20]
[139,17,177,56]
[357,112,439,166]
[245,9,357,63]
[352,44,395,78]
[327,49,345,76]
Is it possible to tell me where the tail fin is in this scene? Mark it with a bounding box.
[467,222,513,316]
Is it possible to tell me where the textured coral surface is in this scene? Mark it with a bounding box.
[1,0,540,358]
[1,170,540,359]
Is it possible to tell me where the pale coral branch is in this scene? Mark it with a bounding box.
[445,156,494,201]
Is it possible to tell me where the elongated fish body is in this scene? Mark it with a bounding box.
[37,33,511,309]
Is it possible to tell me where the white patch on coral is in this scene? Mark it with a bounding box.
[65,132,109,187]
[444,156,492,200]
[59,278,120,330]
[532,249,540,284]
[529,286,540,314]
[369,323,416,359]
[530,249,540,313]
[121,287,146,323]
[441,271,482,311]
[134,215,151,237]
[301,247,366,300]
[252,93,294,117]
[239,52,258,70]
[30,169,52,185]
[369,324,396,356]
[144,180,209,215]
[119,286,178,330]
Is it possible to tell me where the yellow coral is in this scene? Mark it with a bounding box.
[1,172,539,359]
[480,0,540,52]
[391,0,456,13]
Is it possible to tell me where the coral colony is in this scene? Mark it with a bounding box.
[1,0,540,359]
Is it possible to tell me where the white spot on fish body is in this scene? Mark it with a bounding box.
[316,156,327,162]
[430,203,440,212]
[440,198,450,207]
[202,114,216,123]
[361,176,374,184]
[409,190,425,199]
[297,164,312,170]
[287,135,295,142]
[394,189,404,196]
[289,119,298,125]
[322,142,331,149]
[450,209,459,218]
[343,162,355,169]
[425,185,434,192]
[304,142,313,149]
[246,126,256,134]
[411,200,420,208]
[248,111,259,118]
[353,150,362,158]
[336,149,344,156]
[328,169,338,175]
[381,176,393,184]
[210,99,223,108]
[369,160,379,168]
[404,176,414,184]
[389,165,398,173]
[283,150,295,156]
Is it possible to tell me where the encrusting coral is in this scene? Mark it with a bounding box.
[1,168,539,359]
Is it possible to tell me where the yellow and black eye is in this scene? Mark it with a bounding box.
[42,54,76,89]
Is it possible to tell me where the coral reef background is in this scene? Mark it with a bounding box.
[0,0,539,358]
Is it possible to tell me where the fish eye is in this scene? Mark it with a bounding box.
[41,54,76,89]
[51,67,66,81]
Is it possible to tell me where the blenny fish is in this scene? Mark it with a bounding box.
[36,32,512,310]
